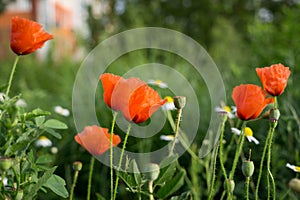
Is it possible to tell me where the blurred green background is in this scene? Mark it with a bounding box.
[1,0,300,199]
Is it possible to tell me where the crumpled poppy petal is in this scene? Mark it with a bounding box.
[256,63,290,96]
[232,84,274,120]
[74,126,121,156]
[10,16,53,55]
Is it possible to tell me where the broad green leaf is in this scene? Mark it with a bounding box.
[129,159,142,186]
[156,168,186,199]
[44,175,69,198]
[36,155,53,164]
[170,191,191,200]
[118,171,137,190]
[44,119,67,129]
[45,128,62,139]
[23,166,57,199]
[24,108,51,120]
[154,156,177,186]
[35,116,45,126]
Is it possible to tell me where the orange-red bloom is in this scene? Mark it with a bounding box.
[256,63,290,96]
[232,84,274,120]
[100,73,123,110]
[100,73,166,124]
[10,16,53,55]
[74,126,121,156]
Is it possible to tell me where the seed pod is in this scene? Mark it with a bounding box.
[0,157,13,171]
[72,161,83,171]
[242,160,255,177]
[224,179,235,193]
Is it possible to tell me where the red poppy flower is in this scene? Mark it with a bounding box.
[232,84,274,120]
[256,63,290,96]
[10,16,53,55]
[100,73,123,110]
[100,73,166,124]
[74,126,121,156]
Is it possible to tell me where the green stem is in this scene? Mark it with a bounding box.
[245,177,250,200]
[110,112,118,199]
[255,126,271,200]
[69,171,79,200]
[149,180,154,200]
[208,145,219,200]
[87,156,95,200]
[113,123,132,200]
[229,122,247,180]
[169,108,182,156]
[267,126,276,199]
[6,56,20,96]
[12,166,20,198]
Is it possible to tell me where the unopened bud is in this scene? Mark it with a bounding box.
[173,96,186,109]
[144,163,160,181]
[224,179,235,193]
[0,157,13,171]
[72,161,82,171]
[270,108,280,126]
[289,178,300,193]
[242,160,255,177]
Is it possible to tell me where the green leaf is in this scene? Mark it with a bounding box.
[44,175,69,198]
[24,108,51,120]
[23,166,57,199]
[156,168,186,199]
[154,156,178,186]
[44,119,68,129]
[129,159,142,186]
[36,155,53,164]
[45,128,62,139]
[35,116,45,126]
[118,171,137,190]
[170,191,191,200]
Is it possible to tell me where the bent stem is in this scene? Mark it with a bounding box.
[113,123,132,200]
[169,108,182,156]
[267,126,276,199]
[6,56,20,96]
[69,170,79,200]
[87,156,95,200]
[110,112,118,199]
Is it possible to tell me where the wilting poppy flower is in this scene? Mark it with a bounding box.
[74,126,121,156]
[256,63,291,96]
[232,84,274,120]
[10,16,53,55]
[100,73,123,110]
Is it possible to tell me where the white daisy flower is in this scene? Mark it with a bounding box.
[54,106,70,117]
[162,96,176,111]
[0,177,8,186]
[215,105,236,119]
[160,135,179,143]
[35,136,52,147]
[15,99,27,108]
[231,127,259,144]
[286,163,300,172]
[147,79,168,88]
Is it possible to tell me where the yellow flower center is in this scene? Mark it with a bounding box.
[244,127,253,137]
[39,136,48,140]
[295,166,300,172]
[164,96,174,103]
[223,106,231,113]
[155,79,163,85]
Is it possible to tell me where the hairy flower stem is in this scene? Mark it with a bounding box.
[87,156,95,200]
[110,112,118,199]
[6,56,20,96]
[208,144,219,200]
[169,108,182,156]
[69,170,79,200]
[245,177,250,200]
[113,123,132,200]
[267,126,276,199]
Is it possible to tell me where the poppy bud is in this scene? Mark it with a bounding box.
[0,157,13,171]
[144,163,160,181]
[242,160,255,177]
[173,96,186,109]
[288,178,300,193]
[72,161,83,171]
[270,108,280,123]
[224,179,235,193]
